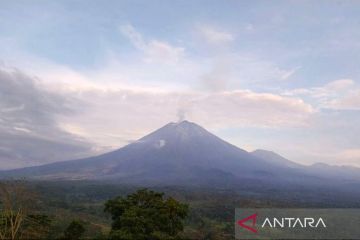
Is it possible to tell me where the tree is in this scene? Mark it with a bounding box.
[21,214,51,239]
[104,189,188,240]
[63,220,85,240]
[0,180,50,240]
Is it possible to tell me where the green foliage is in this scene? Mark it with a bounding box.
[63,220,85,240]
[0,180,51,240]
[104,189,188,240]
[22,214,52,239]
[2,181,354,239]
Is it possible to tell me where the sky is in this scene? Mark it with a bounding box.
[0,0,359,169]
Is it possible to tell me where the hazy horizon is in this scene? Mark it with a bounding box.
[1,0,360,169]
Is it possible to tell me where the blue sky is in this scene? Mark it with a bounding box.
[0,0,359,168]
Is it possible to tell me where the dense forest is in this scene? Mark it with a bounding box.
[0,180,359,240]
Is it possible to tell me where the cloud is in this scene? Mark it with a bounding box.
[2,23,302,95]
[198,53,301,92]
[283,79,360,110]
[0,66,94,169]
[0,54,316,169]
[0,67,70,132]
[341,148,360,166]
[119,24,185,64]
[280,66,301,80]
[328,89,360,110]
[119,24,146,50]
[201,57,232,91]
[322,79,360,110]
[194,90,314,127]
[2,21,357,168]
[197,25,234,45]
[55,86,314,150]
[324,79,354,91]
[0,63,309,152]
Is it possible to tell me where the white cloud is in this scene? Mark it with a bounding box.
[321,79,360,110]
[1,23,301,94]
[197,25,234,45]
[342,148,360,158]
[119,24,185,64]
[283,78,360,110]
[55,87,314,149]
[280,66,301,80]
[324,79,354,91]
[144,40,185,63]
[13,126,32,133]
[3,22,358,168]
[341,148,360,166]
[198,54,303,91]
[328,89,360,110]
[119,24,146,50]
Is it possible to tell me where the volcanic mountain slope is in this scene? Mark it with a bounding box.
[251,149,304,168]
[2,121,359,186]
[1,121,284,182]
[251,149,360,181]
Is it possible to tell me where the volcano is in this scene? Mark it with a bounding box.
[2,121,360,187]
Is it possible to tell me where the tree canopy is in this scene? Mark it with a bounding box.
[0,180,51,240]
[63,220,85,240]
[104,189,188,240]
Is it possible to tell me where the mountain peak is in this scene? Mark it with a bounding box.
[251,149,303,168]
[141,120,210,143]
[6,120,360,186]
[169,120,197,126]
